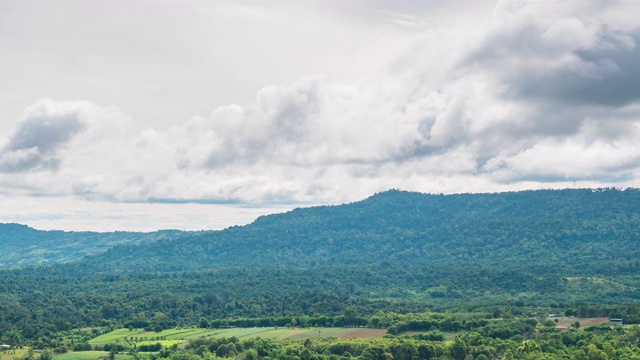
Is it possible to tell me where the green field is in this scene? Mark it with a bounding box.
[187,327,277,340]
[88,328,209,345]
[53,351,133,360]
[261,327,359,340]
[135,340,184,348]
[138,328,208,340]
[91,327,380,347]
[88,329,146,344]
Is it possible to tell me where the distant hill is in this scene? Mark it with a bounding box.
[65,188,640,277]
[2,188,640,331]
[0,223,190,266]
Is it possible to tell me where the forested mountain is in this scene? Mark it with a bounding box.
[0,223,189,266]
[1,188,640,352]
[64,188,640,276]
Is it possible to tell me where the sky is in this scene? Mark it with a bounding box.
[1,0,640,231]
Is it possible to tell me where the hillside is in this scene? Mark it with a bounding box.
[2,188,640,344]
[0,223,189,266]
[65,188,640,276]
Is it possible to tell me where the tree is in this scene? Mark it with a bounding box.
[586,344,608,360]
[38,349,53,360]
[518,340,541,354]
[361,346,393,360]
[572,321,581,329]
[450,339,467,360]
[199,317,210,329]
[344,307,358,326]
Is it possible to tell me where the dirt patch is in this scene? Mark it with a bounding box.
[577,317,609,326]
[555,317,609,327]
[339,329,387,339]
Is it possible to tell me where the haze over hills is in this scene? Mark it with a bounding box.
[0,223,190,266]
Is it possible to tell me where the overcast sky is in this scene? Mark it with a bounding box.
[1,0,639,231]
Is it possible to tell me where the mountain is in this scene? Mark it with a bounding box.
[64,188,640,277]
[0,223,189,266]
[2,188,640,335]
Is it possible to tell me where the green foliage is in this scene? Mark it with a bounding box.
[1,188,640,359]
[0,223,187,266]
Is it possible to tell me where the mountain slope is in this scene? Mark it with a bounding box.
[0,223,189,266]
[65,188,640,276]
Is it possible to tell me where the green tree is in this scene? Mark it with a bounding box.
[38,349,53,360]
[450,339,467,360]
[587,344,608,360]
[361,346,393,360]
[344,307,358,326]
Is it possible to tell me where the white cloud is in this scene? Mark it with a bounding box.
[0,99,94,172]
[1,0,639,230]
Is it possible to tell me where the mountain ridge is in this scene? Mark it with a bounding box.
[0,223,193,266]
[43,187,640,278]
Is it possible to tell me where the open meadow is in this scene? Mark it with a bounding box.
[89,326,386,349]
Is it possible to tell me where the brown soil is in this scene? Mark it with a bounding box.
[556,317,609,327]
[338,329,387,339]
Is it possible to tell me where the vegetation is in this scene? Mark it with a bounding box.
[0,224,188,267]
[1,188,640,358]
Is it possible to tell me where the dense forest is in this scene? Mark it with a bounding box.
[66,188,640,274]
[1,188,640,359]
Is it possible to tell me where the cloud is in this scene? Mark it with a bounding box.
[470,0,640,108]
[1,0,639,214]
[0,99,88,172]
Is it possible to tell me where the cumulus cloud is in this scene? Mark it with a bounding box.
[471,0,640,109]
[0,99,88,172]
[1,0,640,213]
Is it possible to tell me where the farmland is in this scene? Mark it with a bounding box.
[554,317,610,327]
[89,327,387,348]
[53,352,133,360]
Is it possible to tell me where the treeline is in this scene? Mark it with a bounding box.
[28,310,640,359]
[2,266,640,348]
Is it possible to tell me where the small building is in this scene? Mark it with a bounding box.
[610,318,623,326]
[555,326,569,332]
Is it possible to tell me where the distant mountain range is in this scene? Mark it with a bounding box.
[0,223,190,266]
[2,188,640,324]
[3,188,640,276]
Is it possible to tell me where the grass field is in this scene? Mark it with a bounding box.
[338,329,386,339]
[140,328,208,340]
[88,329,146,344]
[91,327,387,347]
[89,328,210,345]
[0,349,30,360]
[52,351,133,360]
[554,317,609,327]
[179,327,371,341]
[193,327,278,339]
[135,340,184,348]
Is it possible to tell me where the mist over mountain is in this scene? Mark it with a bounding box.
[0,223,188,266]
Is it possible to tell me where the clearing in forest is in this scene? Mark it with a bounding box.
[338,329,387,339]
[90,327,386,347]
[555,317,609,327]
